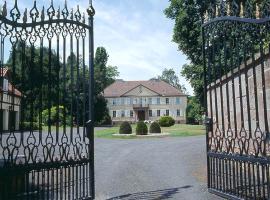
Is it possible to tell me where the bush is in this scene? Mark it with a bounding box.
[149,121,161,133]
[119,121,132,134]
[41,105,72,126]
[136,121,148,135]
[20,122,39,131]
[159,116,175,127]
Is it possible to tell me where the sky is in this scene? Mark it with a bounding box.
[2,0,192,94]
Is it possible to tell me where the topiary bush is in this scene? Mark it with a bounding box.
[119,121,132,134]
[149,121,161,133]
[136,121,148,135]
[159,116,175,127]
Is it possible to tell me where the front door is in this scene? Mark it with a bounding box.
[137,110,145,121]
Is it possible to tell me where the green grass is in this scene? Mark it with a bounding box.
[94,124,205,139]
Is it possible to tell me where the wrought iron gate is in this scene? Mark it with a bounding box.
[0,0,95,199]
[203,1,270,199]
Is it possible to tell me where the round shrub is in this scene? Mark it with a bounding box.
[119,121,132,134]
[149,121,161,133]
[159,116,175,127]
[136,121,148,135]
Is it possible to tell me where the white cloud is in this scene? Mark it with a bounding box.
[1,0,193,94]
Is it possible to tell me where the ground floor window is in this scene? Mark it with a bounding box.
[157,110,160,117]
[149,110,152,117]
[121,110,125,117]
[113,111,116,118]
[166,110,169,116]
[130,110,133,117]
[177,109,181,116]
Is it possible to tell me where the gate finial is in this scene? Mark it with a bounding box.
[87,0,95,16]
[2,1,7,17]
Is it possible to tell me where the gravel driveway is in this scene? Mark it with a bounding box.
[95,136,223,200]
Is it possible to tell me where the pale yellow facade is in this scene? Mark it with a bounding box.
[106,85,187,124]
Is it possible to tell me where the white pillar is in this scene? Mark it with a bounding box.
[15,111,19,130]
[3,110,9,131]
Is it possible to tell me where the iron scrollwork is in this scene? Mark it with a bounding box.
[0,0,95,199]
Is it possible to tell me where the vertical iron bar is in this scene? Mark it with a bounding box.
[202,26,210,189]
[88,3,95,198]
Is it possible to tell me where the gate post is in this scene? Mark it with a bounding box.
[87,0,95,199]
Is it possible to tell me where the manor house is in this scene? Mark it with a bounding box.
[104,79,187,124]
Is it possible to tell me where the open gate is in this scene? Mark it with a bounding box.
[203,1,270,199]
[0,0,95,199]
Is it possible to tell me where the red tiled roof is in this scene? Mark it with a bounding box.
[0,67,22,97]
[104,79,187,97]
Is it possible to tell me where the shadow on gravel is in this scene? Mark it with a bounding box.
[106,185,192,200]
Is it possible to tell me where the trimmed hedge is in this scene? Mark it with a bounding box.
[149,121,161,133]
[119,121,132,134]
[159,116,175,127]
[136,121,148,135]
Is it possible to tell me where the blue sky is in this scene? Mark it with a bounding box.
[2,0,192,94]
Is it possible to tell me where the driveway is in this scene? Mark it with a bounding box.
[95,136,223,200]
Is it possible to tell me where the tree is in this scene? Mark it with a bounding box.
[165,0,205,104]
[6,44,118,126]
[156,68,186,93]
[164,1,255,106]
[186,96,203,124]
[6,43,61,122]
[94,47,119,125]
[106,65,120,87]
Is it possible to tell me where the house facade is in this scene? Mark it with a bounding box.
[0,68,21,131]
[104,79,188,124]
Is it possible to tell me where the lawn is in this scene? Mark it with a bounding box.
[94,124,205,139]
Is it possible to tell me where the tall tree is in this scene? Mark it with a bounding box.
[94,47,119,125]
[165,0,205,104]
[157,68,186,93]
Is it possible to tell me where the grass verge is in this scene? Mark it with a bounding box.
[95,124,205,139]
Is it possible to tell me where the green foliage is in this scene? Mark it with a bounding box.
[136,121,148,135]
[41,105,71,126]
[119,121,132,134]
[157,68,186,93]
[186,96,203,124]
[94,47,119,125]
[149,122,161,133]
[20,122,39,131]
[164,0,206,105]
[6,44,119,126]
[159,116,175,127]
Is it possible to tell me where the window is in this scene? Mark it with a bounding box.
[149,110,152,117]
[177,109,180,116]
[157,110,160,117]
[3,79,8,92]
[148,98,152,105]
[166,110,169,116]
[112,99,116,105]
[121,110,125,117]
[166,98,170,105]
[121,98,125,105]
[130,98,133,105]
[157,97,160,105]
[130,110,134,117]
[176,97,180,105]
[113,111,116,118]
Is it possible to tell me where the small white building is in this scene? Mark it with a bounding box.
[0,68,21,131]
[104,79,188,124]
